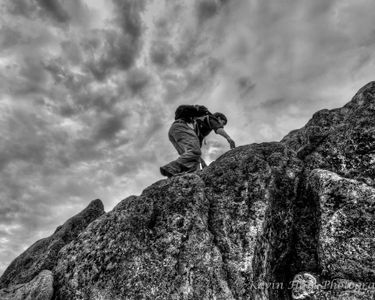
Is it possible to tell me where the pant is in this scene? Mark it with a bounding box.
[161,120,201,176]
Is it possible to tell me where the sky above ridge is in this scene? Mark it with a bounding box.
[0,0,375,275]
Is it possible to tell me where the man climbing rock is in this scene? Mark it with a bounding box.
[160,105,236,177]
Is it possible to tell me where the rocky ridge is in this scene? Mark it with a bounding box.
[0,199,104,290]
[0,82,375,299]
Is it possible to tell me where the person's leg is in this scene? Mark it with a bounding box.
[172,122,201,172]
[160,121,201,176]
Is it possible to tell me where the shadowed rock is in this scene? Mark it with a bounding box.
[0,199,105,289]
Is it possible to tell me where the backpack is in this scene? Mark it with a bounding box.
[174,105,211,122]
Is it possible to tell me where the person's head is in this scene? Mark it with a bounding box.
[213,112,227,126]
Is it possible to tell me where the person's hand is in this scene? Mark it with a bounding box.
[228,138,236,149]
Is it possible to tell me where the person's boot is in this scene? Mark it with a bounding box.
[160,166,173,178]
[176,165,199,175]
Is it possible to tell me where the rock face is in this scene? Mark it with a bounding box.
[282,82,375,272]
[303,170,375,300]
[0,199,105,289]
[0,270,53,300]
[309,169,374,281]
[200,143,302,300]
[1,82,375,300]
[53,144,302,300]
[54,176,235,299]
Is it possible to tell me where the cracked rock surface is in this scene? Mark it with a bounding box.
[1,82,375,300]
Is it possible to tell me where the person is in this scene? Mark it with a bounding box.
[160,105,235,177]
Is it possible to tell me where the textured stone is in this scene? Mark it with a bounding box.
[51,142,303,300]
[308,169,375,281]
[283,81,375,185]
[2,82,375,300]
[201,142,302,300]
[0,270,53,300]
[284,82,375,278]
[54,175,234,299]
[0,199,105,289]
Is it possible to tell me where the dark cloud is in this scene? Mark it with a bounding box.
[87,0,147,80]
[19,57,46,83]
[114,158,142,176]
[16,60,48,96]
[305,1,338,20]
[4,0,37,17]
[83,31,117,80]
[70,138,104,162]
[43,59,68,84]
[63,0,93,27]
[112,0,145,39]
[174,34,198,68]
[43,58,127,119]
[84,29,142,80]
[0,203,23,224]
[0,108,50,172]
[259,98,287,111]
[153,3,184,37]
[0,26,23,51]
[196,0,219,23]
[114,147,158,176]
[58,104,78,118]
[126,68,151,95]
[162,57,221,104]
[184,72,206,93]
[0,53,50,98]
[86,62,111,82]
[60,40,83,65]
[111,35,140,70]
[137,117,164,147]
[0,20,52,56]
[90,94,119,114]
[352,52,372,73]
[237,77,256,98]
[150,41,174,67]
[150,2,202,69]
[196,0,231,24]
[93,115,125,141]
[0,179,26,212]
[0,142,47,172]
[36,0,69,23]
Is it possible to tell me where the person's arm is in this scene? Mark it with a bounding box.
[216,128,236,149]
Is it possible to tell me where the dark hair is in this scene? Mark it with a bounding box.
[213,112,227,125]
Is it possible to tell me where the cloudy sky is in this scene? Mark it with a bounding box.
[0,0,374,275]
